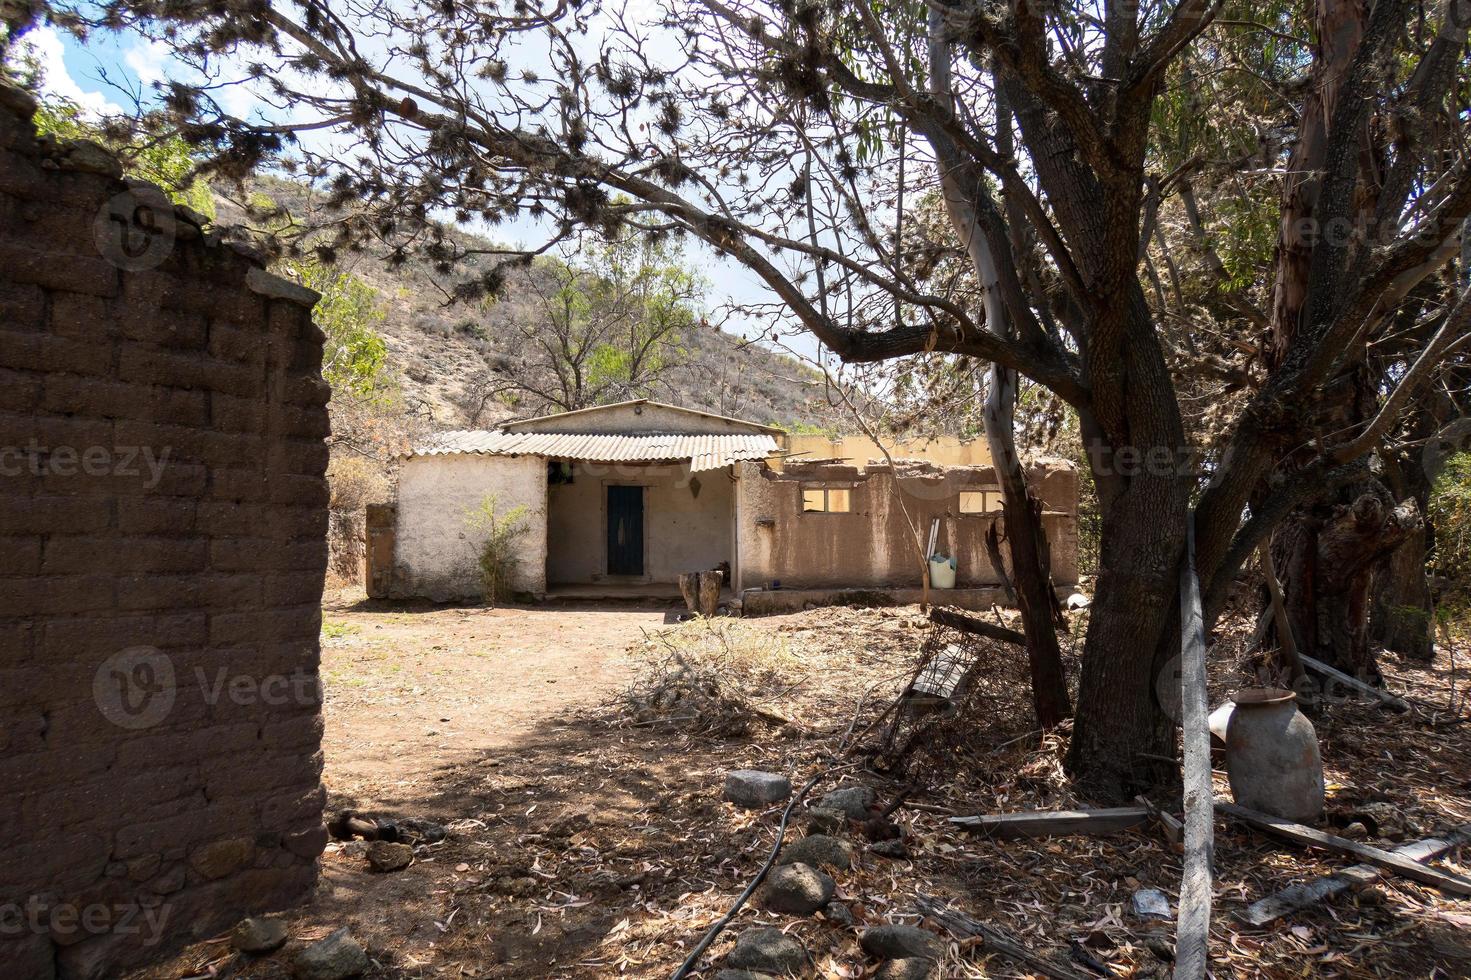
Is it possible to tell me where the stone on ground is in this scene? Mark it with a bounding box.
[803,806,847,836]
[1131,888,1172,921]
[869,839,909,859]
[860,924,945,961]
[366,840,414,872]
[759,862,835,915]
[292,928,369,980]
[724,926,807,973]
[877,958,941,980]
[724,770,792,808]
[822,903,856,927]
[716,972,777,980]
[231,916,288,955]
[817,785,875,820]
[777,834,853,871]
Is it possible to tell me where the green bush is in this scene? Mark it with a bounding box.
[1430,451,1471,592]
[466,494,530,603]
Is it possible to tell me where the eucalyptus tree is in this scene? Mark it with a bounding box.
[42,0,1471,798]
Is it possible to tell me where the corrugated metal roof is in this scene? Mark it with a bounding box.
[412,430,779,472]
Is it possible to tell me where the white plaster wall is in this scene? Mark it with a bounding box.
[546,461,734,583]
[393,454,547,600]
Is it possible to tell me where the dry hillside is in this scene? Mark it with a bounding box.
[218,177,842,431]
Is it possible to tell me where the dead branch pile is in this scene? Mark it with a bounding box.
[613,619,803,736]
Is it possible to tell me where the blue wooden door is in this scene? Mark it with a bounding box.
[606,485,644,576]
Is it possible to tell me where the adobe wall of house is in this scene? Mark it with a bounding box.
[733,458,1078,591]
[391,454,548,600]
[546,461,735,584]
[0,85,330,978]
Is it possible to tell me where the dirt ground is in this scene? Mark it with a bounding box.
[316,588,680,812]
[132,593,1471,980]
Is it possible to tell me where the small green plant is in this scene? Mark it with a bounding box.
[466,494,530,603]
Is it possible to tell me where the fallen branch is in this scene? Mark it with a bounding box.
[916,894,1092,980]
[1218,802,1471,897]
[949,807,1150,838]
[929,606,1026,646]
[1300,654,1411,711]
[1238,823,1471,926]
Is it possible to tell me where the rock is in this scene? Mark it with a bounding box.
[860,924,945,961]
[1342,820,1369,839]
[724,926,806,973]
[759,862,835,915]
[366,841,414,872]
[231,917,288,955]
[1131,888,1172,921]
[189,838,254,879]
[817,785,876,820]
[724,770,792,808]
[803,806,847,836]
[822,903,856,927]
[869,839,909,859]
[777,834,853,871]
[877,958,940,980]
[715,972,774,980]
[62,140,123,178]
[293,928,369,980]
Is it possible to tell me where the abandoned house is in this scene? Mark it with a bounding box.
[368,400,1079,611]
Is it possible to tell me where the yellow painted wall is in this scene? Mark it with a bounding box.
[775,434,993,469]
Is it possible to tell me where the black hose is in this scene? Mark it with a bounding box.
[668,764,842,980]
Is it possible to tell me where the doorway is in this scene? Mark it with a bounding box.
[606,484,645,576]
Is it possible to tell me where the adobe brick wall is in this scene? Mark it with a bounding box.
[0,83,330,978]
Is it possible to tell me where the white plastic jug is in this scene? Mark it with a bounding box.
[928,555,956,589]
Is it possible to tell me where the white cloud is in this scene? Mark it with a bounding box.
[123,39,169,88]
[19,27,123,117]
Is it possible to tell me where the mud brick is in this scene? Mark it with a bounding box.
[2,535,42,574]
[0,366,42,411]
[115,572,262,612]
[0,331,114,376]
[43,536,208,575]
[209,393,269,435]
[264,571,328,607]
[118,343,264,398]
[0,280,46,331]
[114,497,197,535]
[0,243,119,296]
[42,376,209,427]
[0,495,111,535]
[117,305,206,350]
[0,574,116,617]
[48,291,108,340]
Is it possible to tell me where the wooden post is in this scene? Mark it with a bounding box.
[1175,514,1212,980]
[697,569,722,618]
[678,572,700,614]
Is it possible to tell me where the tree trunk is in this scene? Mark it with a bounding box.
[1369,519,1434,662]
[1272,491,1421,680]
[982,364,1072,729]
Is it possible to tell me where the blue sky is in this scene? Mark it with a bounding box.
[21,22,822,362]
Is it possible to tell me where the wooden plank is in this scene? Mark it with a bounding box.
[1239,823,1471,926]
[1300,654,1410,711]
[916,895,1092,980]
[950,806,1149,838]
[1175,515,1213,980]
[1136,795,1184,846]
[1218,802,1471,897]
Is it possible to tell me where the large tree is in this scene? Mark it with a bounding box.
[35,0,1471,798]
